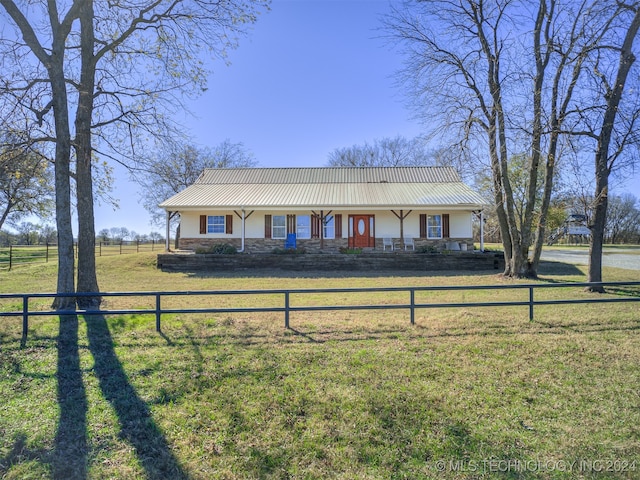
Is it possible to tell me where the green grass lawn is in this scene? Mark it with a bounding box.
[1,253,639,479]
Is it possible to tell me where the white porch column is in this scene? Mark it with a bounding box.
[165,211,171,252]
[240,208,246,252]
[480,210,485,252]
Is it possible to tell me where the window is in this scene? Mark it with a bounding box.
[207,215,225,234]
[297,215,311,239]
[323,215,335,239]
[427,214,442,239]
[273,215,286,239]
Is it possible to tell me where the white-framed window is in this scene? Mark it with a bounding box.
[272,215,286,239]
[324,215,335,239]
[207,215,225,234]
[297,215,311,239]
[427,214,442,239]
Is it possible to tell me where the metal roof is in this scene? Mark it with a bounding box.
[159,167,488,210]
[195,166,462,184]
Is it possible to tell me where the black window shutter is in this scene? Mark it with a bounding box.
[335,214,342,238]
[264,215,272,238]
[226,214,233,234]
[443,214,450,238]
[311,214,320,238]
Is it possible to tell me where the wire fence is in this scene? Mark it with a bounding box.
[0,241,163,271]
[2,281,639,347]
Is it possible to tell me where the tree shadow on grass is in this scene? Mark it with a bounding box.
[536,260,585,278]
[53,314,88,479]
[0,432,49,477]
[83,314,188,479]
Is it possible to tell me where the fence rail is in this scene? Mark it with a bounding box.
[0,241,162,270]
[2,281,639,347]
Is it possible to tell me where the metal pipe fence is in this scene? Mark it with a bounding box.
[0,241,162,270]
[1,281,639,347]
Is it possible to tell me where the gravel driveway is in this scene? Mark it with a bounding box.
[540,248,640,271]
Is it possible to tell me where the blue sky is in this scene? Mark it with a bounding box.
[96,0,421,234]
[94,0,639,235]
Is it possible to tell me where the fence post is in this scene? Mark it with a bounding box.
[21,295,29,347]
[46,242,49,263]
[529,286,534,321]
[410,288,415,325]
[155,294,161,332]
[284,291,290,328]
[119,242,123,255]
[9,244,12,271]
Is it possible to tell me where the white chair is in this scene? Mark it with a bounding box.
[382,237,395,251]
[403,237,415,251]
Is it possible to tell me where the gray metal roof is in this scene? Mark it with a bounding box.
[159,167,488,210]
[195,166,462,184]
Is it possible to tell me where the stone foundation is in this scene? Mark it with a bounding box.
[178,237,473,253]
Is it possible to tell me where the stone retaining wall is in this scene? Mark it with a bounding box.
[157,251,504,272]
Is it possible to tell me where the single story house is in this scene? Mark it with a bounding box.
[158,166,489,253]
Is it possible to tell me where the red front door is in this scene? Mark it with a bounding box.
[350,215,375,248]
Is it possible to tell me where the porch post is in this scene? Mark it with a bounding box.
[240,208,246,252]
[165,211,171,251]
[320,210,324,250]
[480,210,485,252]
[391,210,412,246]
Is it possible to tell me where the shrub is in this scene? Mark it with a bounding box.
[195,243,237,254]
[416,245,439,254]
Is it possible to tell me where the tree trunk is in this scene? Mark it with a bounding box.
[50,38,76,311]
[75,0,101,308]
[587,163,608,292]
[529,149,557,275]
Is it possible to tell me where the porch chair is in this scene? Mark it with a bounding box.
[403,237,415,251]
[382,237,396,251]
[284,233,296,249]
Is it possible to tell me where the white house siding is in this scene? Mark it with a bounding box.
[449,212,472,238]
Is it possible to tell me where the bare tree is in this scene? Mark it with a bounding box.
[0,0,79,308]
[109,227,123,243]
[97,229,110,242]
[384,0,627,278]
[0,0,268,308]
[606,193,640,243]
[138,140,257,244]
[327,136,434,167]
[584,5,640,290]
[15,221,39,245]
